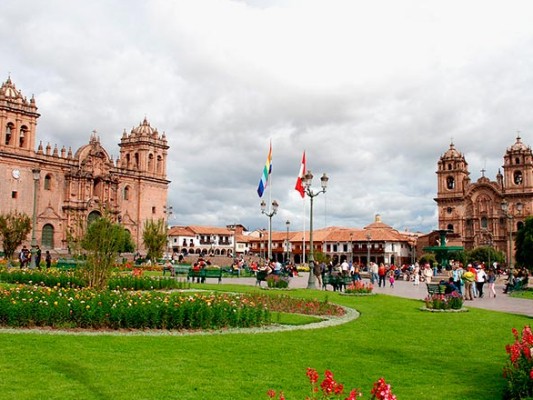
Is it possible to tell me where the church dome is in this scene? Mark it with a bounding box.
[508,135,529,152]
[442,142,461,159]
[0,77,25,101]
[131,117,158,137]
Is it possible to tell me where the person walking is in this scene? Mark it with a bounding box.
[475,266,487,298]
[462,268,475,300]
[423,264,433,284]
[413,262,420,285]
[487,268,497,298]
[378,263,387,288]
[452,262,464,294]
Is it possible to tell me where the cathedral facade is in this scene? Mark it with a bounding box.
[435,137,532,266]
[0,77,169,254]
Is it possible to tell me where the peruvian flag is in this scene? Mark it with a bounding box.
[295,151,306,198]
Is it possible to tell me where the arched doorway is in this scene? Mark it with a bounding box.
[88,210,102,225]
[41,224,54,249]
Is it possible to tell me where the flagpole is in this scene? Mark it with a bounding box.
[302,198,306,265]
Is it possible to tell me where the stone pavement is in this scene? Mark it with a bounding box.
[221,273,533,318]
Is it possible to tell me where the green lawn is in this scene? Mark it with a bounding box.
[0,284,530,400]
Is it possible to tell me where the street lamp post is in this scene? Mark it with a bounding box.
[366,233,372,267]
[285,220,290,264]
[303,170,329,289]
[261,200,279,261]
[349,233,353,263]
[501,200,523,270]
[30,169,40,269]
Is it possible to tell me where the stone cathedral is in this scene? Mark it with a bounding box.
[435,137,532,264]
[0,76,169,254]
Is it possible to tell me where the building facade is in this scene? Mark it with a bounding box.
[0,77,169,253]
[435,137,532,266]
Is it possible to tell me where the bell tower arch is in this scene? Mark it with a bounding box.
[0,76,40,154]
[502,135,533,194]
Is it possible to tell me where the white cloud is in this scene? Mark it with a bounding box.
[2,0,533,232]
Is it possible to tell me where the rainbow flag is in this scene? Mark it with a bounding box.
[257,143,272,197]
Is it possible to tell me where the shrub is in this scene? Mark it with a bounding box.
[503,325,533,399]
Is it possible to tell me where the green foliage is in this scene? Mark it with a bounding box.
[418,253,436,266]
[142,218,167,261]
[0,211,31,262]
[80,214,134,289]
[515,216,533,271]
[466,246,505,266]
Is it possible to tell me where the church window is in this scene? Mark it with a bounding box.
[514,171,523,185]
[447,163,452,170]
[481,216,488,229]
[447,224,454,232]
[42,224,54,249]
[11,191,17,199]
[515,157,520,165]
[5,123,13,145]
[134,153,140,169]
[123,186,130,200]
[446,176,455,189]
[446,207,453,214]
[148,153,154,172]
[517,221,524,230]
[125,154,131,169]
[44,174,52,190]
[152,206,156,214]
[157,155,162,174]
[19,126,28,148]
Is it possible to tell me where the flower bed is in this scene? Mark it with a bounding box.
[344,281,374,295]
[503,325,533,399]
[266,367,396,399]
[422,292,464,311]
[0,287,345,331]
[266,275,290,289]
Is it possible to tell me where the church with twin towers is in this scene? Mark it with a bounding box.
[0,76,170,253]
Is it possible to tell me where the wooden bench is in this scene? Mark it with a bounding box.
[162,264,191,276]
[187,268,222,283]
[508,278,528,293]
[322,274,352,291]
[56,258,86,269]
[426,283,446,295]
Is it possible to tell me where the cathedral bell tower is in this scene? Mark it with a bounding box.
[0,77,40,155]
[119,117,168,177]
[502,135,533,194]
[435,142,470,235]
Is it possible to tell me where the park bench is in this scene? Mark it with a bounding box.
[162,264,191,276]
[426,283,446,296]
[187,268,222,283]
[508,278,528,293]
[322,274,352,291]
[56,258,85,269]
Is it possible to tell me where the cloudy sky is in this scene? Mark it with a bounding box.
[2,0,533,234]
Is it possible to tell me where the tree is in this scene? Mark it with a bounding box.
[466,246,505,267]
[80,214,135,289]
[0,211,31,265]
[515,216,533,272]
[142,218,167,261]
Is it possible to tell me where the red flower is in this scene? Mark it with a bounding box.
[267,389,276,398]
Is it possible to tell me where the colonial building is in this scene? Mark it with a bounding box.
[248,214,415,266]
[435,137,532,266]
[0,77,169,253]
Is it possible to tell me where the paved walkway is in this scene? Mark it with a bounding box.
[222,273,533,318]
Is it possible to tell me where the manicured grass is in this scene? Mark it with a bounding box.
[0,285,530,399]
[509,288,533,299]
